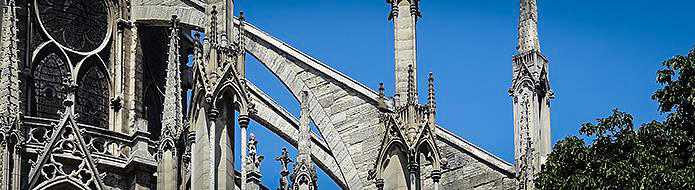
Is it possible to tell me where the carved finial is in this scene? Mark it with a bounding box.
[208,6,219,46]
[428,72,436,112]
[379,83,385,98]
[194,31,201,45]
[171,15,179,28]
[276,147,293,190]
[407,65,417,104]
[387,0,399,20]
[410,0,422,18]
[378,83,388,110]
[238,11,246,48]
[276,147,293,172]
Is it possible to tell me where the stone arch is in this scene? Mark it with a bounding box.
[416,137,440,170]
[34,178,92,190]
[73,54,111,84]
[243,21,374,189]
[176,17,377,189]
[246,82,349,189]
[380,143,409,190]
[30,43,72,120]
[213,79,249,116]
[75,55,111,129]
[415,124,443,171]
[143,80,165,139]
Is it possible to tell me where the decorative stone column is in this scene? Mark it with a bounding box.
[408,161,419,190]
[431,169,441,190]
[207,108,219,190]
[375,179,384,190]
[128,119,156,190]
[1,140,10,190]
[188,130,196,190]
[238,114,250,190]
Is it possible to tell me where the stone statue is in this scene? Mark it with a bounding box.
[247,133,264,172]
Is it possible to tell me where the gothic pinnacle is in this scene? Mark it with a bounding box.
[239,11,246,46]
[162,14,182,132]
[407,64,417,104]
[378,83,389,111]
[428,72,436,112]
[517,0,540,53]
[208,6,219,47]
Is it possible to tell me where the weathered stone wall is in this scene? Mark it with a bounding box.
[436,140,515,189]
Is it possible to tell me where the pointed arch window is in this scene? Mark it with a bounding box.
[32,52,71,120]
[76,63,110,128]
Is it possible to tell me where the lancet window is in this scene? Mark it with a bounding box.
[76,63,110,128]
[32,52,71,120]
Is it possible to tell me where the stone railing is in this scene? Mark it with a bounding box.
[394,104,432,126]
[23,116,157,168]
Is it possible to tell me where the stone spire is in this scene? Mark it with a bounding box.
[517,0,540,53]
[161,15,183,144]
[406,65,417,105]
[388,0,421,106]
[290,91,318,190]
[206,7,219,49]
[512,0,552,189]
[156,15,182,190]
[236,11,247,78]
[0,2,22,188]
[427,72,436,112]
[203,5,222,82]
[427,72,437,138]
[0,0,21,126]
[405,65,418,143]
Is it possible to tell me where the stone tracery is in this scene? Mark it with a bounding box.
[76,64,110,128]
[33,52,71,120]
[36,0,110,53]
[1,0,551,189]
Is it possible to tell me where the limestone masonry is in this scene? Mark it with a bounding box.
[0,0,551,189]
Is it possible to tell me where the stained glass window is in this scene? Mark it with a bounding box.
[76,66,109,128]
[37,0,109,53]
[33,52,70,120]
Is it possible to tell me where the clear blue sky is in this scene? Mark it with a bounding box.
[216,1,695,189]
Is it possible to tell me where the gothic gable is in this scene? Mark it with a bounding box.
[27,109,106,190]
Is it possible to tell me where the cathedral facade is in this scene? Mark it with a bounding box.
[0,0,551,189]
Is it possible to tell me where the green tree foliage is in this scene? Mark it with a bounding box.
[536,47,695,190]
